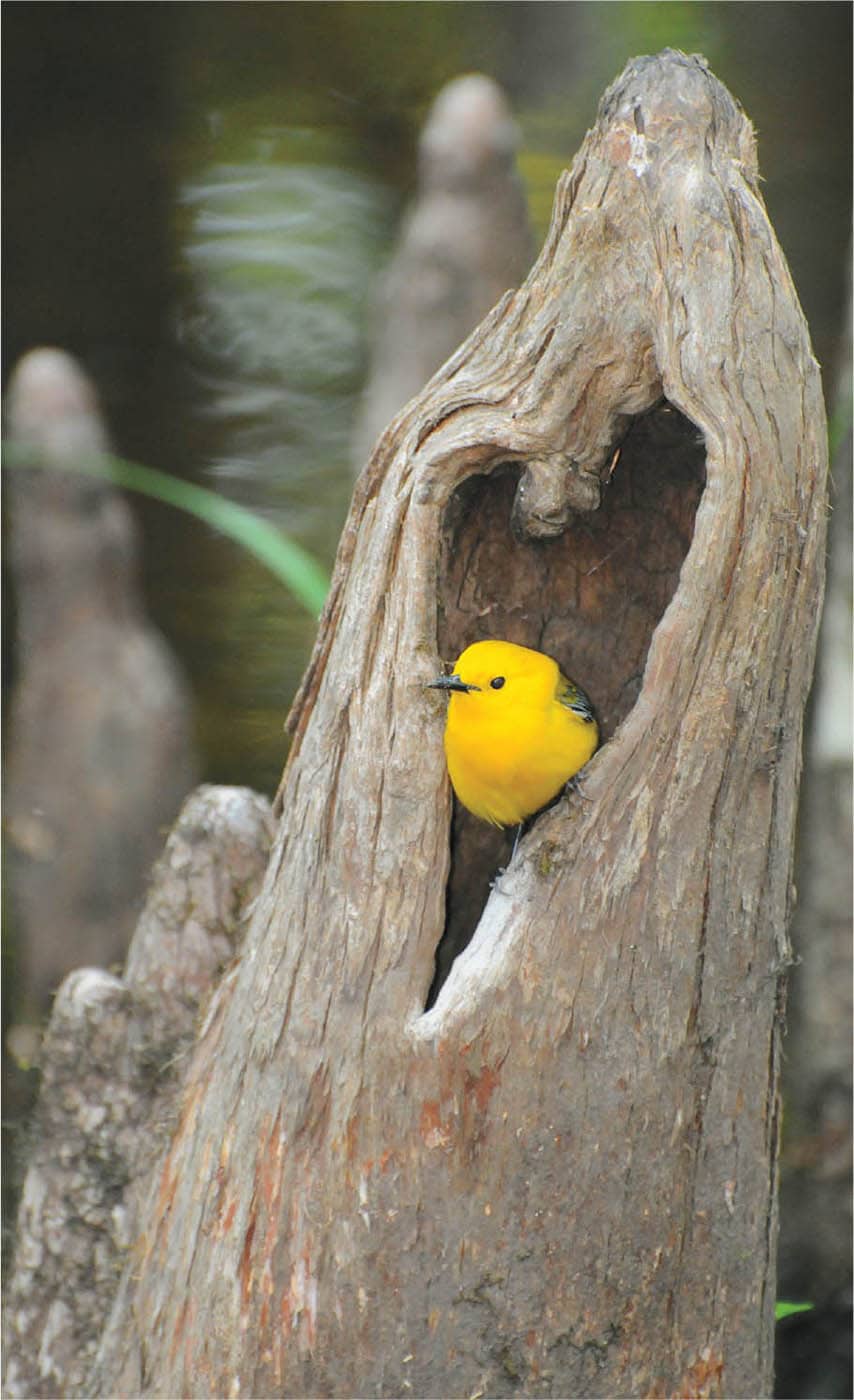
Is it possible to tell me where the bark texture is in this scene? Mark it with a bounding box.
[3,787,274,1400]
[92,52,827,1399]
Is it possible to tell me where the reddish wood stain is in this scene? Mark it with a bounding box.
[678,1349,725,1398]
[168,1298,188,1367]
[155,1155,177,1217]
[419,1100,452,1148]
[240,1211,257,1308]
[464,1060,502,1114]
[303,1243,317,1349]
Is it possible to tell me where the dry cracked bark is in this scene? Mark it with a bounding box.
[3,786,274,1399]
[86,51,826,1398]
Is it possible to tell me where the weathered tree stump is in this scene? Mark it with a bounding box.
[4,348,198,1019]
[353,73,533,467]
[3,786,274,1399]
[90,51,826,1399]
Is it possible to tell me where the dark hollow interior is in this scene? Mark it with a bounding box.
[426,400,707,1006]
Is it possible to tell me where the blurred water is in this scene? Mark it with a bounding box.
[168,131,393,792]
[183,151,386,460]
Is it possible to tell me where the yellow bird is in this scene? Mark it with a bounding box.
[429,639,599,828]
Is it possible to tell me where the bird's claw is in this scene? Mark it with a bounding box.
[564,772,592,802]
[490,865,511,895]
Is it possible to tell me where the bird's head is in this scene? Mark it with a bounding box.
[428,639,560,710]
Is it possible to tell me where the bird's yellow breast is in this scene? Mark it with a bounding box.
[439,640,598,827]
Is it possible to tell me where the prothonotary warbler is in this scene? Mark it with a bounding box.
[429,639,598,828]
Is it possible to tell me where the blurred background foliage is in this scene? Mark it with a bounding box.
[4,1,850,794]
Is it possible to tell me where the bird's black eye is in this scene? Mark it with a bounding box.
[490,676,506,690]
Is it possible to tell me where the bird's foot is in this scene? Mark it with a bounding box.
[490,823,524,892]
[564,772,592,802]
[490,863,509,893]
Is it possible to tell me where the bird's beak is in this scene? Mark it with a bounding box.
[428,673,480,694]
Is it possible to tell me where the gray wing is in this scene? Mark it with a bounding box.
[557,670,597,724]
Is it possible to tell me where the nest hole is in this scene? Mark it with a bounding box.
[425,400,706,1007]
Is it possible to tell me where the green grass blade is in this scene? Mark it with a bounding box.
[775,1301,814,1321]
[4,445,330,618]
